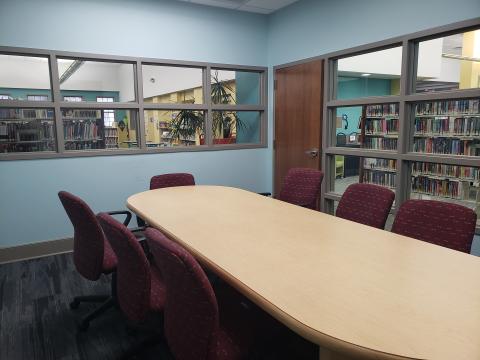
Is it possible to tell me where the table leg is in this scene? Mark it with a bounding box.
[319,346,356,360]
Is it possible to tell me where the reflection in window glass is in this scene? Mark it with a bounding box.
[27,95,48,101]
[62,109,138,150]
[416,29,480,93]
[0,108,56,153]
[0,54,52,101]
[413,99,480,156]
[143,110,204,147]
[58,59,135,102]
[212,111,261,144]
[211,69,260,105]
[335,104,399,151]
[142,65,204,104]
[410,161,479,225]
[333,155,396,195]
[336,46,402,100]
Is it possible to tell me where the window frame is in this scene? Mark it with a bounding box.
[0,49,268,160]
[273,16,480,232]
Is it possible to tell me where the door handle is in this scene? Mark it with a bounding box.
[305,148,319,158]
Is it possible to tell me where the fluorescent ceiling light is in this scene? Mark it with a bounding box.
[361,73,371,77]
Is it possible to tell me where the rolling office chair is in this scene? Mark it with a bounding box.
[97,213,166,358]
[58,191,134,331]
[391,200,477,253]
[137,173,196,227]
[335,183,395,229]
[145,227,288,360]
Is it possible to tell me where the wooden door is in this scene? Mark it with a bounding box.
[274,59,323,195]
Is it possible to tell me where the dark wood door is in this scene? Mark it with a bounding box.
[274,59,323,195]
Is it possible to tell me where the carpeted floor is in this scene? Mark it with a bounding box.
[0,253,317,360]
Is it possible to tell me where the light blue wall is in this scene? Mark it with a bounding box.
[0,0,269,247]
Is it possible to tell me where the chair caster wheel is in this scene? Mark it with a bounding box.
[70,300,80,310]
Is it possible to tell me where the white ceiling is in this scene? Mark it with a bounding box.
[176,0,300,14]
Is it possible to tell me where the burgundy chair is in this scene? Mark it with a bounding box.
[392,200,477,253]
[97,213,166,356]
[146,227,280,360]
[336,183,395,229]
[137,173,196,227]
[261,168,324,210]
[150,172,195,190]
[58,191,133,331]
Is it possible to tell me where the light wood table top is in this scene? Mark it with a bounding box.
[127,186,480,360]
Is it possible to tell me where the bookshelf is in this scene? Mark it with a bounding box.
[360,104,399,151]
[0,108,56,153]
[361,158,397,190]
[104,127,119,149]
[413,99,480,156]
[62,109,105,151]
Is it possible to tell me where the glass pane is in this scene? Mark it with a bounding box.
[410,161,479,225]
[142,65,204,104]
[336,46,402,100]
[335,104,399,151]
[58,59,135,102]
[62,109,138,150]
[333,155,396,195]
[211,69,260,105]
[143,110,204,147]
[0,108,56,153]
[212,111,261,144]
[0,54,52,101]
[332,200,395,230]
[413,99,480,156]
[416,29,480,93]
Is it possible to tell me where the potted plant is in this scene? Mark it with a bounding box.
[170,70,246,144]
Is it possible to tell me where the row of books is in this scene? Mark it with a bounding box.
[0,108,54,120]
[413,138,480,156]
[63,120,101,140]
[364,118,398,134]
[362,169,396,188]
[0,121,55,142]
[365,104,399,117]
[362,137,397,150]
[0,142,55,153]
[414,116,480,135]
[65,142,104,151]
[62,109,101,119]
[363,158,397,171]
[415,99,480,115]
[411,162,480,181]
[411,176,471,200]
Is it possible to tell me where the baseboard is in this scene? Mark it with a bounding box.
[0,237,73,264]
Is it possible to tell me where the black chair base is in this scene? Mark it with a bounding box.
[70,295,115,331]
[119,334,162,360]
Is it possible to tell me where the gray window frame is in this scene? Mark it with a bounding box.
[273,17,480,232]
[0,49,268,160]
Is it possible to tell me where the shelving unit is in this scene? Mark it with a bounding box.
[360,104,399,151]
[0,109,56,153]
[413,99,480,156]
[104,126,119,149]
[62,109,105,151]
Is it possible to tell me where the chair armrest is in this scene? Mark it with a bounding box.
[258,192,272,197]
[107,210,132,226]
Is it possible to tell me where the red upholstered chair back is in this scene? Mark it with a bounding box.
[58,191,108,281]
[97,213,152,323]
[145,228,219,360]
[278,168,324,209]
[150,173,195,190]
[392,200,477,253]
[336,183,395,229]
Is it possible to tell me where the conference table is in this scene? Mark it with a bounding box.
[127,185,480,360]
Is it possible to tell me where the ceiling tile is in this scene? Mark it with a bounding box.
[188,0,244,10]
[245,0,299,10]
[238,4,272,13]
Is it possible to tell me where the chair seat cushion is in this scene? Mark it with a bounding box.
[102,240,117,273]
[150,264,166,312]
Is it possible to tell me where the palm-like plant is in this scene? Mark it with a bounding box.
[169,71,246,142]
